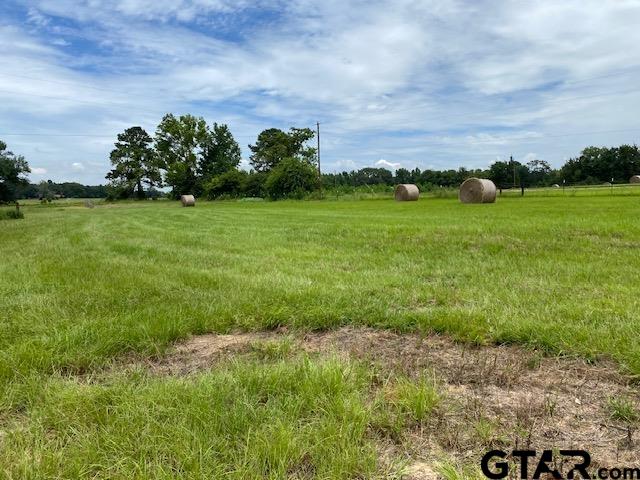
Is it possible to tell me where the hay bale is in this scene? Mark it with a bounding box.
[630,175,640,184]
[180,194,196,207]
[394,184,419,201]
[459,178,496,204]
[552,184,560,188]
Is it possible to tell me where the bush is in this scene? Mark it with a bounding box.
[244,171,267,198]
[204,169,247,199]
[0,208,24,220]
[265,157,319,199]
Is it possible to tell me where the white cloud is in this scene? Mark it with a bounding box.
[376,159,401,170]
[2,0,640,183]
[71,162,85,171]
[30,167,48,175]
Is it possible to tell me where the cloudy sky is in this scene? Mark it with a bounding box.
[1,0,640,184]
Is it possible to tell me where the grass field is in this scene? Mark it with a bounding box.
[1,195,640,477]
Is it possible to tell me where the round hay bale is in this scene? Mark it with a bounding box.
[459,178,496,204]
[552,184,560,188]
[180,194,196,207]
[630,175,640,184]
[394,184,419,201]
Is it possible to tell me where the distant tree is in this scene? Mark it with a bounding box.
[395,168,411,184]
[560,145,640,184]
[265,157,319,199]
[37,180,54,201]
[0,140,30,202]
[353,167,393,185]
[249,127,316,172]
[199,123,242,179]
[106,127,161,199]
[526,159,552,186]
[488,160,519,188]
[155,114,210,197]
[614,144,640,180]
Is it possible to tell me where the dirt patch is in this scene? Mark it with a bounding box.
[137,327,640,475]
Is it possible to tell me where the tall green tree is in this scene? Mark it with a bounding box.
[199,123,242,179]
[249,127,316,172]
[106,127,161,199]
[488,160,520,188]
[155,114,209,197]
[0,140,30,202]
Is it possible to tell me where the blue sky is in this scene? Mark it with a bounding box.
[1,0,640,184]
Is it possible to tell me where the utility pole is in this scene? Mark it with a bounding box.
[317,121,322,189]
[316,122,321,176]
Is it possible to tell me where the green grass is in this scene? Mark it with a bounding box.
[1,195,640,476]
[607,396,639,423]
[3,196,640,380]
[1,357,382,478]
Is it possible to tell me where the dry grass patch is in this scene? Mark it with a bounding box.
[139,327,640,475]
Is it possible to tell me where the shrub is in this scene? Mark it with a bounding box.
[244,171,267,198]
[265,157,319,199]
[204,169,247,199]
[0,208,24,220]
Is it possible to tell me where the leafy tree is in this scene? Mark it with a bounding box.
[37,180,54,201]
[155,114,209,197]
[249,127,316,172]
[526,159,552,186]
[353,167,393,185]
[204,169,247,199]
[106,127,161,199]
[395,168,411,184]
[561,145,640,183]
[488,160,520,188]
[199,123,242,179]
[0,140,30,202]
[265,157,319,199]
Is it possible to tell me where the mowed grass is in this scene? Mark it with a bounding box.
[2,196,640,378]
[1,195,639,477]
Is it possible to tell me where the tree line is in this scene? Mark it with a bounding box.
[2,128,640,203]
[105,114,319,200]
[323,146,640,191]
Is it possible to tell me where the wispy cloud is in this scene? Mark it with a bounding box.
[375,159,401,170]
[1,0,639,183]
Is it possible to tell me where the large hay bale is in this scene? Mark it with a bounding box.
[552,184,560,188]
[180,194,196,207]
[459,178,496,204]
[630,175,640,184]
[394,184,419,201]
